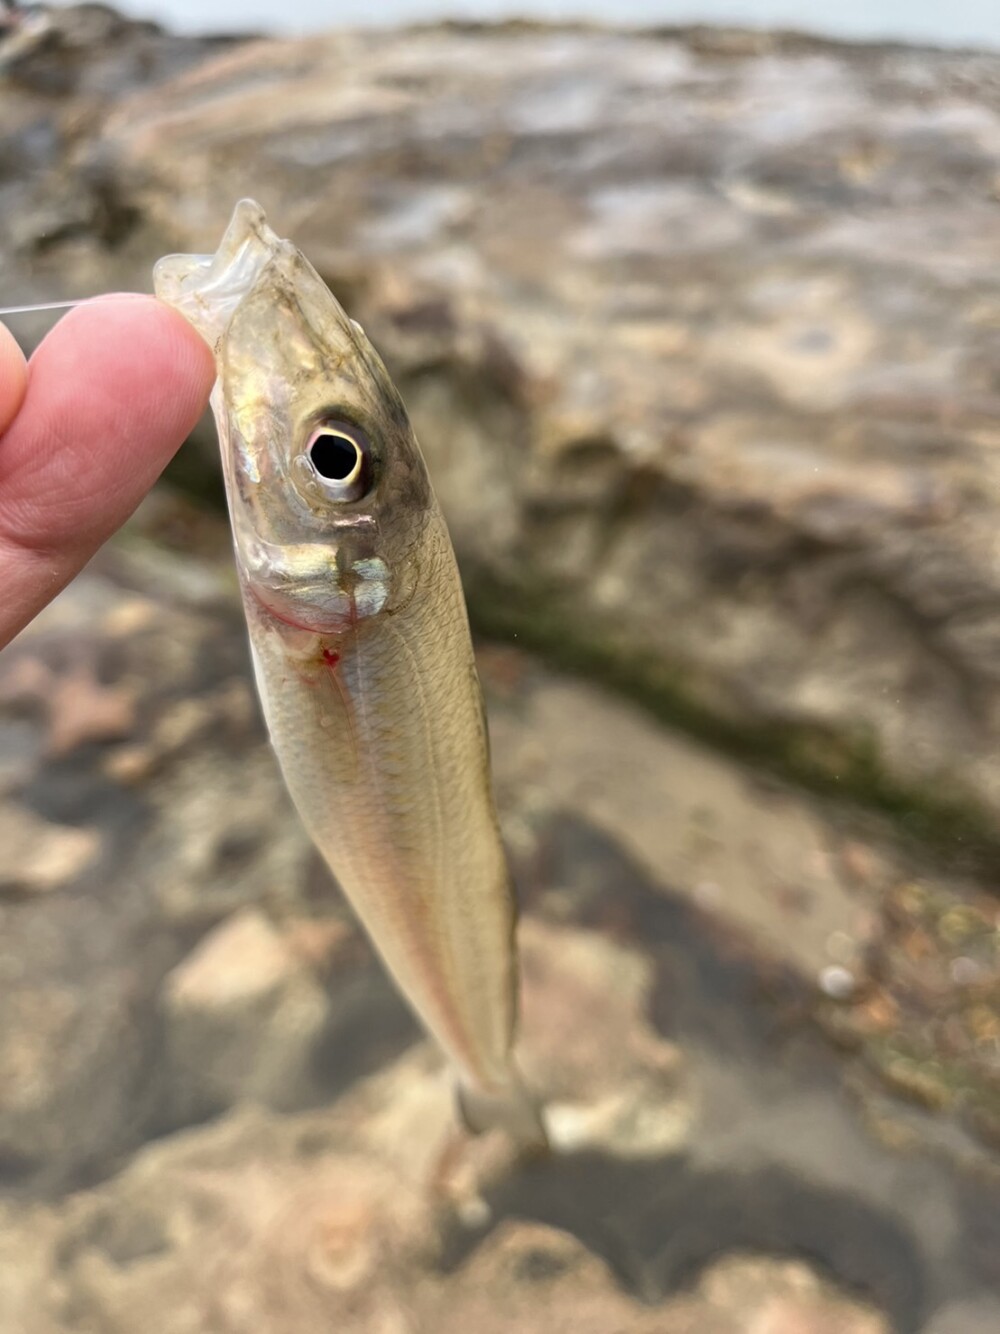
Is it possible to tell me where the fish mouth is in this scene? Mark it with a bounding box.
[154,199,281,352]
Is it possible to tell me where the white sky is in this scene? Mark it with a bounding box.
[45,0,1000,46]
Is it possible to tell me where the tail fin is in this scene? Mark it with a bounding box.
[456,1074,549,1154]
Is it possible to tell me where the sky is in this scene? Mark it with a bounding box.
[47,0,1000,48]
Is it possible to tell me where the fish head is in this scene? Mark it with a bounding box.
[154,199,432,635]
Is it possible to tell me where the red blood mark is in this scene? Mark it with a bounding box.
[322,647,341,669]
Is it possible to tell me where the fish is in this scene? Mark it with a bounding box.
[154,199,546,1150]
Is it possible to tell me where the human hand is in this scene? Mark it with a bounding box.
[0,297,214,649]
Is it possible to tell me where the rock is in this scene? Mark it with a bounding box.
[0,553,333,1187]
[518,919,687,1157]
[486,654,1000,1151]
[487,669,887,982]
[926,1297,1000,1334]
[161,908,332,1122]
[6,19,1000,843]
[0,992,898,1334]
[0,803,100,896]
[424,1245,894,1334]
[0,507,995,1319]
[426,1221,668,1334]
[35,1108,439,1334]
[0,1201,64,1334]
[0,4,235,337]
[0,956,151,1185]
[676,1253,891,1334]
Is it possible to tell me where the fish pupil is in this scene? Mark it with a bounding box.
[310,432,359,481]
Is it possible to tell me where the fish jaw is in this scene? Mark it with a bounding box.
[153,199,281,353]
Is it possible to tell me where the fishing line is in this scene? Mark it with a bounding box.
[0,299,102,317]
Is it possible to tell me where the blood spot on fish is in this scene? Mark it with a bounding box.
[322,647,341,669]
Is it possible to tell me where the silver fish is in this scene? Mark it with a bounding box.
[154,200,545,1148]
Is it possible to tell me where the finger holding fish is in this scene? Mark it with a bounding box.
[0,298,214,648]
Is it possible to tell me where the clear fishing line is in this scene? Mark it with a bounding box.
[0,299,102,317]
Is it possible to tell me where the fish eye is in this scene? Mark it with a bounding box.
[311,432,359,482]
[306,420,372,502]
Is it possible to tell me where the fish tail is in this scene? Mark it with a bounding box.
[456,1071,549,1154]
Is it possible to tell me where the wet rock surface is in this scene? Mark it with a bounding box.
[0,495,996,1330]
[161,908,333,1123]
[7,9,1000,844]
[2,9,1000,1332]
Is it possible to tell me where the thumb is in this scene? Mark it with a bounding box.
[0,321,28,435]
